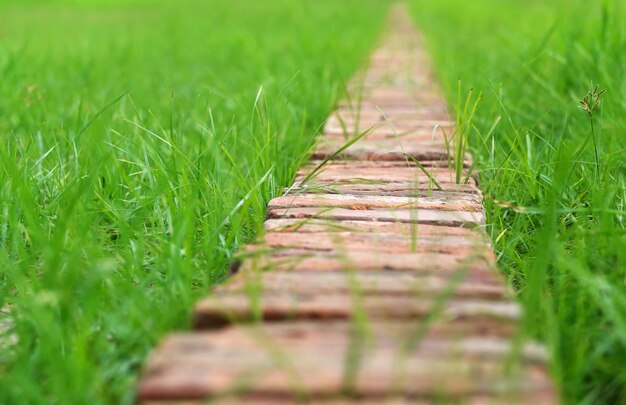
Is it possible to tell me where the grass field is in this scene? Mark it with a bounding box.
[2,0,626,403]
[0,0,389,403]
[410,0,626,403]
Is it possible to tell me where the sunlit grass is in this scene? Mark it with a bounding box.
[0,0,389,403]
[410,0,626,402]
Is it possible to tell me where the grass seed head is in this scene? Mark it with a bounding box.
[579,83,606,118]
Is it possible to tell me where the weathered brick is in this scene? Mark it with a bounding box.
[326,111,451,128]
[268,193,482,212]
[254,231,489,257]
[334,105,448,115]
[323,121,454,136]
[144,394,555,405]
[290,180,480,195]
[138,322,554,402]
[301,160,471,170]
[321,130,450,142]
[263,218,482,235]
[193,291,521,329]
[221,271,510,301]
[313,139,449,162]
[235,250,497,280]
[267,207,485,227]
[296,164,476,186]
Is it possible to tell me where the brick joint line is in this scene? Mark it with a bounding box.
[136,5,556,404]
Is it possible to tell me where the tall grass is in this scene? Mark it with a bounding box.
[410,0,626,402]
[0,0,389,403]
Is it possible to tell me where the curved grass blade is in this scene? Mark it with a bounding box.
[299,126,374,185]
[402,152,444,191]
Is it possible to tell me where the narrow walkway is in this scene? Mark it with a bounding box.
[137,6,555,404]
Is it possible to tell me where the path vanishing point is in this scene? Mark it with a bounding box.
[137,6,556,404]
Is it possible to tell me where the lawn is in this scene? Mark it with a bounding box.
[0,0,389,403]
[2,0,625,404]
[410,0,626,402]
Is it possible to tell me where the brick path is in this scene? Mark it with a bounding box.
[137,6,556,404]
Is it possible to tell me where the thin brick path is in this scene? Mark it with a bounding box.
[137,6,556,404]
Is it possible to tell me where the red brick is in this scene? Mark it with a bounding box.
[312,145,449,162]
[315,136,447,149]
[255,231,489,257]
[193,291,521,329]
[302,160,469,170]
[335,105,449,115]
[323,121,454,135]
[327,111,451,128]
[221,271,510,300]
[321,130,450,142]
[296,162,473,182]
[290,180,479,195]
[295,164,476,186]
[235,250,497,281]
[263,218,482,236]
[138,322,554,402]
[267,207,485,227]
[268,193,482,212]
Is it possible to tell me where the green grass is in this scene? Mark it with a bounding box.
[3,0,626,403]
[410,0,626,403]
[0,0,389,403]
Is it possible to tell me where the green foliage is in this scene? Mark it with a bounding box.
[0,0,388,403]
[410,0,626,403]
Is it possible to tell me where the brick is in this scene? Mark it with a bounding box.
[263,218,482,236]
[335,105,448,115]
[321,130,450,142]
[221,271,510,300]
[235,250,497,280]
[330,109,451,120]
[315,136,447,149]
[143,394,555,405]
[296,164,476,186]
[268,193,482,212]
[255,231,489,257]
[323,121,454,136]
[144,398,553,405]
[321,132,449,145]
[193,291,521,329]
[138,322,554,401]
[337,99,433,109]
[302,160,470,170]
[267,207,486,227]
[312,144,449,162]
[327,111,451,128]
[290,180,480,195]
[369,88,443,101]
